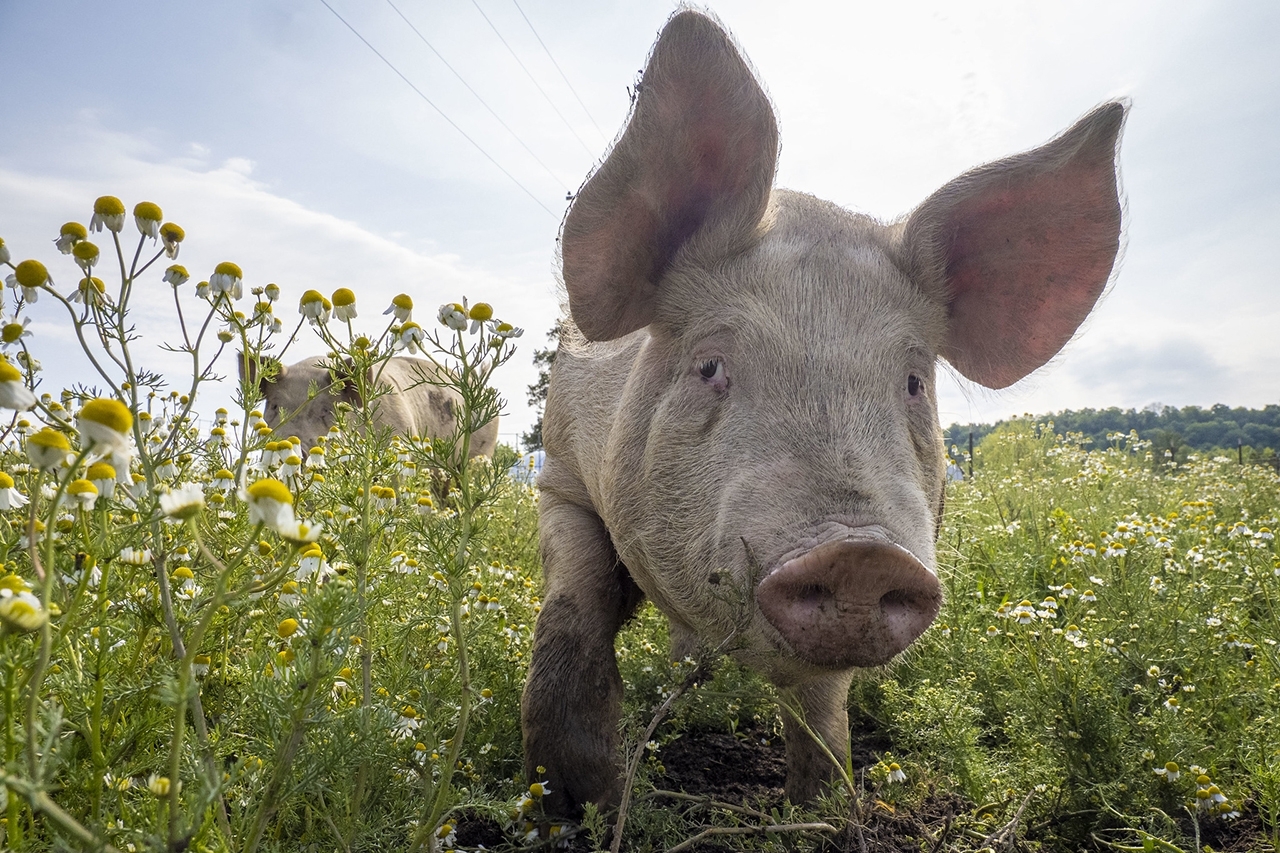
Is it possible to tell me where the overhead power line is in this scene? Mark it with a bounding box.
[317,0,557,218]
[468,0,598,159]
[510,0,610,146]
[383,0,572,192]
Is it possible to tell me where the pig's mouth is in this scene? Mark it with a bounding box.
[754,526,941,669]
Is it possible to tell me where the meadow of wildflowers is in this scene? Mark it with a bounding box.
[1,200,1277,852]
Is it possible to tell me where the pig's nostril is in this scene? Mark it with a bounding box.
[879,587,922,615]
[796,583,831,605]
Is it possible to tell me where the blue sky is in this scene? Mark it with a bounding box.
[2,1,1277,442]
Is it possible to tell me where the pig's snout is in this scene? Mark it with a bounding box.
[756,531,941,668]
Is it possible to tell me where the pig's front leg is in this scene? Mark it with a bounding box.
[778,671,856,803]
[521,494,644,817]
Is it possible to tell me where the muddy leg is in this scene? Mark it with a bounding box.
[521,494,643,818]
[778,670,856,803]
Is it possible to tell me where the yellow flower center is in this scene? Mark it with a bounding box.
[278,618,300,638]
[332,287,356,307]
[0,472,14,489]
[72,241,99,262]
[247,478,293,504]
[0,359,22,380]
[0,572,31,594]
[467,302,493,322]
[87,462,116,480]
[300,289,324,306]
[133,201,162,222]
[80,276,106,294]
[60,221,88,240]
[29,428,71,451]
[172,566,195,580]
[79,398,134,434]
[392,293,413,309]
[94,196,125,216]
[67,478,98,496]
[14,259,49,289]
[214,261,243,279]
[160,222,185,243]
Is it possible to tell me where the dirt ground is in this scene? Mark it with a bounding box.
[452,724,1270,852]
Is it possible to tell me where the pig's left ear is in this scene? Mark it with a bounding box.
[561,10,779,341]
[333,358,366,405]
[239,353,283,390]
[904,102,1126,389]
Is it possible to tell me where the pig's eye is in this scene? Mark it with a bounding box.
[697,358,728,391]
[906,374,924,398]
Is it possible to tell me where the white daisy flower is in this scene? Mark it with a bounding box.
[66,478,99,510]
[159,483,205,519]
[89,196,126,233]
[163,264,189,287]
[437,302,467,332]
[0,588,47,632]
[26,428,71,470]
[384,293,412,322]
[331,288,356,322]
[394,322,426,354]
[0,360,35,410]
[76,398,134,460]
[0,472,29,511]
[298,290,330,324]
[133,201,163,240]
[209,262,243,300]
[54,221,87,254]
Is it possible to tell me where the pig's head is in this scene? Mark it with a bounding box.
[241,355,356,445]
[560,11,1123,676]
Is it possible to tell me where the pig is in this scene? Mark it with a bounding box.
[522,9,1125,816]
[244,355,499,455]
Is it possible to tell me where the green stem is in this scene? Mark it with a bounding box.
[241,637,328,853]
[4,658,23,850]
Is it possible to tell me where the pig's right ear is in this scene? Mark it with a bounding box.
[561,10,779,341]
[239,353,283,393]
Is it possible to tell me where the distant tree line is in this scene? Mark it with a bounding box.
[520,322,562,452]
[945,404,1280,469]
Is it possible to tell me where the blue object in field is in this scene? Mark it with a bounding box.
[509,450,545,483]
